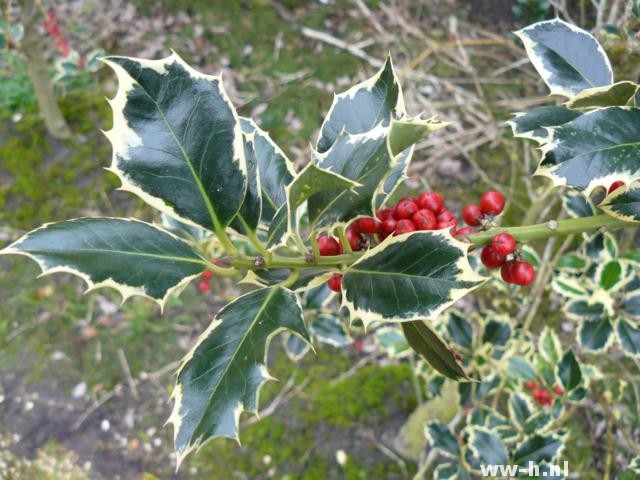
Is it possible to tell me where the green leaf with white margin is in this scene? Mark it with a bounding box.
[556,350,582,392]
[564,299,607,321]
[551,276,589,300]
[508,106,581,143]
[374,146,414,209]
[168,286,310,466]
[621,293,640,319]
[578,317,613,351]
[374,326,411,358]
[447,311,474,350]
[566,81,639,109]
[556,253,588,272]
[230,132,262,234]
[596,260,624,291]
[616,318,640,357]
[341,231,485,326]
[509,393,534,429]
[265,205,288,249]
[308,117,446,231]
[515,19,613,97]
[562,190,596,218]
[0,218,206,307]
[433,463,466,480]
[311,314,351,348]
[481,319,511,346]
[401,320,471,381]
[538,107,640,195]
[507,356,537,382]
[467,427,509,466]
[240,117,295,221]
[102,53,247,231]
[283,332,311,362]
[425,421,460,458]
[316,56,405,153]
[601,184,640,223]
[538,327,562,364]
[513,434,565,465]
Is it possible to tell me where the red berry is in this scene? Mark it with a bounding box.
[479,191,505,216]
[491,233,516,256]
[412,209,437,230]
[453,226,474,238]
[462,204,483,226]
[511,260,535,286]
[417,191,444,214]
[358,216,380,234]
[525,381,536,390]
[353,338,364,352]
[436,219,457,230]
[534,389,552,405]
[197,280,211,293]
[202,270,213,281]
[382,218,398,233]
[501,260,516,283]
[480,245,506,269]
[553,385,564,395]
[437,209,455,223]
[395,198,419,220]
[608,180,625,193]
[327,273,343,292]
[318,235,341,256]
[345,228,363,251]
[348,220,361,235]
[395,219,416,235]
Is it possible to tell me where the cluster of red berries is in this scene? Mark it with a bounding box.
[525,381,564,406]
[197,269,213,293]
[44,10,71,57]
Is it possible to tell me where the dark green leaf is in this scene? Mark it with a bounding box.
[425,421,460,457]
[401,320,471,381]
[231,133,262,234]
[508,106,581,143]
[1,218,205,305]
[168,287,310,465]
[564,300,605,320]
[513,434,565,465]
[556,254,588,272]
[508,356,538,381]
[447,311,474,350]
[538,107,640,194]
[509,393,533,429]
[374,146,413,209]
[566,81,638,109]
[311,314,351,347]
[601,185,640,223]
[317,56,404,153]
[265,204,288,249]
[342,231,484,325]
[482,319,511,346]
[515,19,613,97]
[283,332,311,361]
[247,267,329,291]
[556,350,582,391]
[616,318,640,357]
[562,191,596,218]
[104,54,247,230]
[621,294,640,319]
[598,260,623,290]
[579,317,613,351]
[468,427,508,465]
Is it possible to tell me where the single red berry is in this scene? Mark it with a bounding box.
[553,385,564,395]
[453,226,474,238]
[462,204,483,226]
[491,233,516,256]
[525,381,536,390]
[436,218,458,230]
[437,208,455,223]
[197,280,211,293]
[382,218,398,233]
[412,209,437,230]
[480,245,506,269]
[345,228,363,251]
[348,220,361,235]
[417,191,444,214]
[202,270,213,281]
[353,338,364,352]
[327,273,343,292]
[318,235,341,256]
[608,180,625,194]
[358,216,380,234]
[395,219,416,235]
[395,198,419,220]
[511,260,535,286]
[501,260,516,283]
[479,191,505,216]
[378,230,389,241]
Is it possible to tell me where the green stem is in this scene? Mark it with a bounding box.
[336,225,352,254]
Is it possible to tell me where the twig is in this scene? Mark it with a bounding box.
[300,26,382,68]
[117,348,139,399]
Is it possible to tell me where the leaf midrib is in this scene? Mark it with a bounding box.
[27,247,205,265]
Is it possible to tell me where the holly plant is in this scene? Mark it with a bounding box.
[2,18,640,471]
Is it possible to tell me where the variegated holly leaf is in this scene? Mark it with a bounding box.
[283,332,311,361]
[538,107,640,195]
[566,81,639,109]
[433,463,468,480]
[556,350,582,392]
[513,434,565,465]
[600,184,640,223]
[240,117,295,221]
[564,299,608,321]
[311,314,351,347]
[317,56,405,153]
[103,53,247,231]
[230,132,262,234]
[562,190,596,218]
[509,393,534,430]
[556,253,588,272]
[596,260,626,291]
[425,421,460,458]
[482,319,511,346]
[507,356,537,382]
[515,19,613,97]
[168,286,309,466]
[341,231,484,326]
[467,427,509,466]
[308,117,445,231]
[508,106,580,143]
[374,326,411,358]
[578,317,613,351]
[616,318,640,357]
[0,218,205,307]
[447,311,474,350]
[551,276,589,300]
[374,146,414,209]
[401,320,471,381]
[621,293,640,318]
[538,327,562,364]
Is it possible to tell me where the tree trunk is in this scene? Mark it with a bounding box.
[18,0,72,140]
